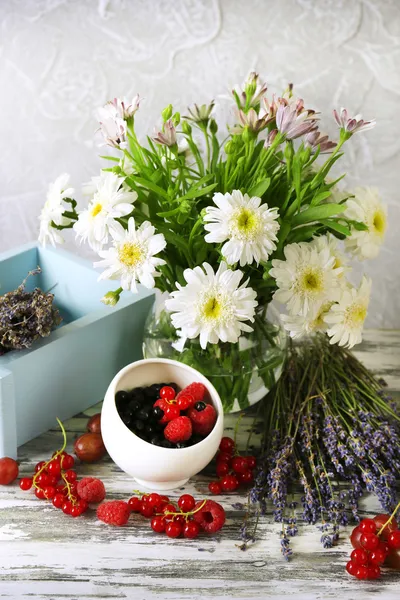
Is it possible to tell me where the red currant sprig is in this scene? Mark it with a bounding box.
[346,501,400,579]
[208,436,257,494]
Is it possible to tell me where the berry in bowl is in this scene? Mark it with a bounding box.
[101,359,224,490]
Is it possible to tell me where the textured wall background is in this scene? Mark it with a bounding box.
[0,0,399,327]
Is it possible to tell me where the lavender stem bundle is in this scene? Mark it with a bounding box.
[245,335,400,557]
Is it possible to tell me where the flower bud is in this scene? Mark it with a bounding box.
[224,140,234,154]
[181,120,192,135]
[161,104,173,122]
[101,289,121,307]
[172,112,181,126]
[209,119,218,134]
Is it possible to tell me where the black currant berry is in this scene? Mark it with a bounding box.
[194,401,206,411]
[145,424,156,436]
[152,406,164,421]
[115,390,129,405]
[150,436,162,446]
[137,408,150,421]
[134,419,145,431]
[160,440,173,449]
[128,399,140,414]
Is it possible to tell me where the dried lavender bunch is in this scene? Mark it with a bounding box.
[0,268,61,351]
[246,334,400,557]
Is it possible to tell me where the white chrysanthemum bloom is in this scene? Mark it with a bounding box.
[324,277,371,348]
[310,234,349,278]
[38,173,75,247]
[165,262,258,350]
[270,241,342,317]
[281,301,333,339]
[204,190,280,267]
[344,187,387,259]
[94,218,166,293]
[74,172,137,252]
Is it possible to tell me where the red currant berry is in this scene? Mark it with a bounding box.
[216,451,231,464]
[350,548,369,565]
[208,481,222,495]
[70,505,82,517]
[151,516,166,533]
[231,457,249,474]
[220,474,239,492]
[178,494,196,512]
[140,503,154,518]
[47,475,59,487]
[19,477,33,491]
[219,437,235,454]
[56,483,67,495]
[378,540,390,556]
[47,460,61,477]
[177,394,194,411]
[60,454,75,470]
[61,501,72,515]
[147,493,162,508]
[52,493,65,508]
[183,520,201,539]
[163,503,176,517]
[36,473,50,486]
[216,462,230,477]
[78,499,88,514]
[238,470,254,485]
[369,548,386,566]
[128,497,142,512]
[165,521,182,538]
[173,514,185,524]
[63,470,77,483]
[360,532,379,551]
[34,487,46,499]
[160,495,170,503]
[246,456,257,470]
[160,386,176,400]
[373,513,398,540]
[359,518,377,534]
[367,565,381,580]
[350,525,363,549]
[43,486,56,499]
[34,461,46,473]
[355,565,369,580]
[165,405,180,421]
[345,560,357,576]
[388,530,400,550]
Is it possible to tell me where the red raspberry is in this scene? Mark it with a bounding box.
[187,404,217,436]
[97,500,130,526]
[193,499,225,533]
[77,477,106,503]
[176,382,207,403]
[164,416,192,443]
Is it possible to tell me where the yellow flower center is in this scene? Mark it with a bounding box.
[91,203,103,217]
[202,297,221,320]
[229,208,260,240]
[300,268,323,293]
[346,303,367,326]
[372,210,386,235]
[118,242,144,267]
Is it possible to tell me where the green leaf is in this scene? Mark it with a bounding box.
[319,219,351,236]
[127,176,169,200]
[249,178,271,198]
[310,190,333,206]
[100,155,120,162]
[287,224,323,243]
[291,203,346,227]
[349,219,368,231]
[178,182,217,201]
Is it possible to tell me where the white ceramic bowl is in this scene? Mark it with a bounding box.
[101,358,224,490]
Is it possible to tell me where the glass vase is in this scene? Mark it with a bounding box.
[142,295,287,413]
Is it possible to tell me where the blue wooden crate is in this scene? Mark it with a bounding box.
[0,243,154,458]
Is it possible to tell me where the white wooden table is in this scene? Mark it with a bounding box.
[1,330,399,600]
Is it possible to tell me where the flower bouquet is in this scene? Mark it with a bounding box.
[38,72,385,415]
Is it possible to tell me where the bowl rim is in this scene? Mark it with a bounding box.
[104,357,224,454]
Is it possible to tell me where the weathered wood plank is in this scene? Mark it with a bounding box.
[0,330,399,599]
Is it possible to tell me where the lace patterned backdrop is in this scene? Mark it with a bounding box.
[0,0,399,327]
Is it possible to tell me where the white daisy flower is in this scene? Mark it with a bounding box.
[74,172,137,252]
[38,173,75,247]
[281,301,333,339]
[204,190,280,267]
[165,261,258,350]
[310,234,349,278]
[344,187,387,259]
[94,218,166,293]
[324,277,371,348]
[269,241,341,317]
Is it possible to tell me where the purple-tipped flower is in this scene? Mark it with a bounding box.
[304,129,336,153]
[264,129,279,148]
[276,104,317,140]
[231,108,272,135]
[233,71,268,110]
[333,108,376,134]
[153,119,177,147]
